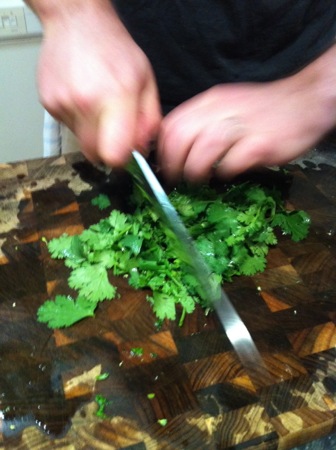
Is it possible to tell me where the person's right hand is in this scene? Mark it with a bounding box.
[36,0,162,166]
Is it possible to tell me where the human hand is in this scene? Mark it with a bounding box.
[36,1,161,166]
[158,71,336,182]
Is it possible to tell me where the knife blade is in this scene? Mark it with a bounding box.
[128,150,267,373]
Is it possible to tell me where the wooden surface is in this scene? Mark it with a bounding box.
[1,150,336,450]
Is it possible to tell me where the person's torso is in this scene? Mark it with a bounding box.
[113,0,336,112]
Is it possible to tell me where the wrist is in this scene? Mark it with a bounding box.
[25,0,119,28]
[295,44,336,134]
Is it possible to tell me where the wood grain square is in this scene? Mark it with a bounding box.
[196,381,259,416]
[118,330,178,368]
[261,283,316,312]
[175,330,232,363]
[215,403,276,449]
[287,322,336,357]
[271,407,335,450]
[260,374,327,419]
[253,265,302,291]
[272,304,330,334]
[184,351,243,390]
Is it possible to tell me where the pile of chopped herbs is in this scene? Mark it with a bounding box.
[37,181,310,329]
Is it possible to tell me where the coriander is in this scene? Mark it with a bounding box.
[91,194,111,210]
[157,418,168,426]
[37,181,310,329]
[95,394,109,419]
[96,372,109,381]
[130,347,144,357]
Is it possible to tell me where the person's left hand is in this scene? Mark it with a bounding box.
[158,73,335,183]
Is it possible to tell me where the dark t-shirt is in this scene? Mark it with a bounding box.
[113,1,336,113]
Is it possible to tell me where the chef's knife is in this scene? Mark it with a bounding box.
[128,150,267,373]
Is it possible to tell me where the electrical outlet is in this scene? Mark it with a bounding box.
[0,7,27,38]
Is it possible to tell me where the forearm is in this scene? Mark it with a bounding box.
[294,43,336,133]
[25,0,114,17]
[24,0,122,31]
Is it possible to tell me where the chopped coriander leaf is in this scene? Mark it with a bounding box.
[38,179,310,329]
[91,194,111,210]
[68,264,117,302]
[95,394,110,418]
[96,372,110,381]
[157,418,168,426]
[149,292,176,321]
[37,295,96,329]
[271,210,310,242]
[154,320,163,330]
[119,234,143,255]
[130,347,144,357]
[48,234,74,259]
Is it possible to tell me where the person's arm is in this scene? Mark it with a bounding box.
[25,0,161,166]
[158,43,336,182]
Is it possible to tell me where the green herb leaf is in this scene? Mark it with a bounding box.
[91,194,111,210]
[96,372,110,381]
[149,292,176,321]
[37,295,96,328]
[39,178,310,329]
[157,418,168,426]
[68,264,117,302]
[119,234,143,255]
[48,234,74,259]
[95,394,110,418]
[130,347,144,357]
[271,210,310,241]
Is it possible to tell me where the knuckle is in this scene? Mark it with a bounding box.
[38,88,59,113]
[167,121,190,143]
[72,87,97,113]
[246,138,273,164]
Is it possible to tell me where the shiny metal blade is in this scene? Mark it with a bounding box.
[128,150,267,372]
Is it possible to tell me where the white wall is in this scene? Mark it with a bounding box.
[0,37,44,163]
[2,0,28,7]
[0,1,44,163]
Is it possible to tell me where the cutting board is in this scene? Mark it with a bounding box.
[1,149,336,450]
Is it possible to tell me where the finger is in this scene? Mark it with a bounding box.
[75,118,100,163]
[43,98,77,133]
[158,106,211,183]
[136,76,162,156]
[157,87,233,181]
[158,123,198,183]
[214,137,270,179]
[183,119,244,182]
[97,96,139,167]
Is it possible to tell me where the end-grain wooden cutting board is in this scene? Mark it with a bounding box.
[1,149,336,450]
